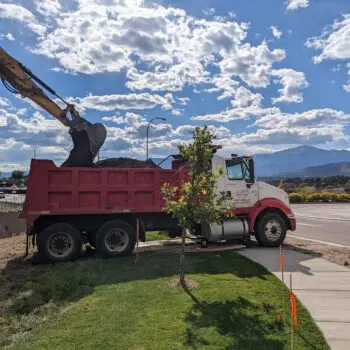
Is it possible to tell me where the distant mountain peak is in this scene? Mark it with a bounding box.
[254,146,350,176]
[294,145,318,150]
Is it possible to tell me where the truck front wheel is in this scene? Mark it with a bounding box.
[255,212,286,247]
[38,223,82,263]
[96,219,136,258]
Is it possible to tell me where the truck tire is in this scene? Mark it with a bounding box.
[38,223,82,263]
[96,219,136,258]
[255,212,286,247]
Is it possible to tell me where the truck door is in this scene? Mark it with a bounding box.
[224,158,259,208]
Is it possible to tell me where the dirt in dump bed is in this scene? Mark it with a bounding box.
[95,158,160,168]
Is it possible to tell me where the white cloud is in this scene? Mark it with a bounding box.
[30,0,288,95]
[286,0,310,11]
[192,105,279,123]
[228,11,236,19]
[255,109,350,129]
[177,97,191,105]
[34,0,61,16]
[306,14,350,92]
[306,15,350,63]
[0,3,46,35]
[0,97,10,107]
[217,41,286,89]
[0,104,73,168]
[193,102,349,150]
[102,115,125,124]
[230,86,263,108]
[270,26,282,39]
[73,93,174,112]
[203,8,215,16]
[171,109,181,116]
[234,126,343,146]
[271,69,309,104]
[0,108,68,146]
[5,33,15,41]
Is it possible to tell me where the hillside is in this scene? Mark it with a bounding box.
[278,162,350,178]
[254,145,350,176]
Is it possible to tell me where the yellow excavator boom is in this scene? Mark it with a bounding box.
[0,47,106,167]
[0,47,72,126]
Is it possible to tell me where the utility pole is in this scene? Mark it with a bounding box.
[33,145,36,159]
[146,117,166,160]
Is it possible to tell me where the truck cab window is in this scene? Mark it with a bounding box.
[225,160,244,180]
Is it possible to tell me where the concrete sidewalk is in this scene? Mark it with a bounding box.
[239,248,350,350]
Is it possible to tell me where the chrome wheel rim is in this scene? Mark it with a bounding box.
[265,220,282,241]
[47,232,74,259]
[105,228,129,253]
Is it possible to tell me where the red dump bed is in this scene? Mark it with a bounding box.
[21,159,187,224]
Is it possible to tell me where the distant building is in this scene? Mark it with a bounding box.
[0,184,27,194]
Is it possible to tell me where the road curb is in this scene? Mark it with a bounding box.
[288,234,350,249]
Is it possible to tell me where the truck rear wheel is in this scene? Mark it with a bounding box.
[96,219,136,258]
[255,212,286,247]
[38,223,82,263]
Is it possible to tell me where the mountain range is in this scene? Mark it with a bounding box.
[254,145,350,177]
[1,146,350,179]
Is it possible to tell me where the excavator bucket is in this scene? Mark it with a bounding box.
[61,118,107,167]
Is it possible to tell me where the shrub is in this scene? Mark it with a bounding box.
[337,194,350,202]
[289,193,305,203]
[289,192,350,203]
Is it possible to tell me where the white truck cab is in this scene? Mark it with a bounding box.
[201,154,296,246]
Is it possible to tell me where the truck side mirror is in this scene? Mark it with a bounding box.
[248,158,255,184]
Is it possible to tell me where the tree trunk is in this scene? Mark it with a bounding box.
[179,227,186,287]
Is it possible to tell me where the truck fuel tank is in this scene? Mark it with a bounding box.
[202,218,248,242]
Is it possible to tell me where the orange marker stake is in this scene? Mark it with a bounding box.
[290,273,298,349]
[280,245,286,325]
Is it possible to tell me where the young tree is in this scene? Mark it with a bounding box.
[162,126,232,287]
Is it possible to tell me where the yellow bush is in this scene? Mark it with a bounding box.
[289,193,305,203]
[289,191,350,203]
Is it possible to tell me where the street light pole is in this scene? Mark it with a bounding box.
[146,117,166,160]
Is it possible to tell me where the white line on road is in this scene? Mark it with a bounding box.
[288,234,350,249]
[294,214,350,222]
[297,222,321,227]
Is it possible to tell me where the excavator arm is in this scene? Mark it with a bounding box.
[0,47,106,167]
[0,47,74,126]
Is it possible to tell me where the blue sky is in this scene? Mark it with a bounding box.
[0,0,350,171]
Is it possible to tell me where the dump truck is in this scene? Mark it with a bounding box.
[21,154,296,262]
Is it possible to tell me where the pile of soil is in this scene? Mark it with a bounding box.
[96,158,159,168]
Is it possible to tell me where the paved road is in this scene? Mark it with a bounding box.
[291,204,350,246]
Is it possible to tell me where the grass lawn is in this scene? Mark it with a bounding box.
[146,231,171,241]
[0,251,329,350]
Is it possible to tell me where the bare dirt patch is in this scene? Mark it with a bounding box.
[168,279,199,289]
[285,236,350,268]
[0,234,27,267]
